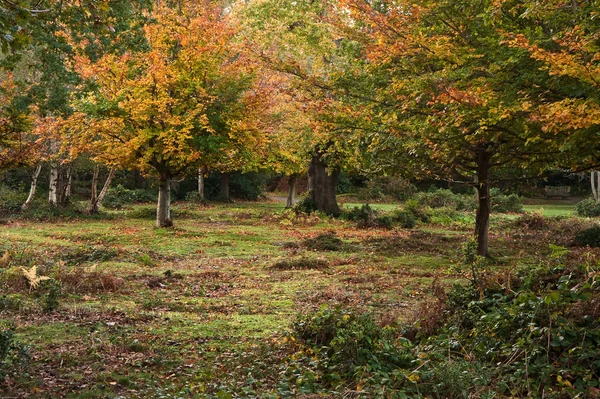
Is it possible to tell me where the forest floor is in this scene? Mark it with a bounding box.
[0,199,592,398]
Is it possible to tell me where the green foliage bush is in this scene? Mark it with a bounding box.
[103,184,155,209]
[574,225,600,247]
[0,185,24,214]
[392,210,416,228]
[412,188,522,214]
[281,255,600,397]
[184,191,205,203]
[491,189,523,213]
[576,198,600,217]
[0,327,29,386]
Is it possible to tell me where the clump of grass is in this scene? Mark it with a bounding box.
[303,233,344,251]
[271,257,329,270]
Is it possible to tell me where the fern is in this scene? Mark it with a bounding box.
[20,266,50,291]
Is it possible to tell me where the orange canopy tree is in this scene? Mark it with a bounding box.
[73,0,261,226]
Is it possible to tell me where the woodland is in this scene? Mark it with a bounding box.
[1,0,600,398]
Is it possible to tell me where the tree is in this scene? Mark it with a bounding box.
[323,0,568,255]
[73,0,264,226]
[0,72,34,170]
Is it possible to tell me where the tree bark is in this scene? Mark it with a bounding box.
[307,152,341,216]
[219,172,231,202]
[90,164,100,209]
[61,164,72,205]
[156,173,172,227]
[48,162,59,207]
[22,163,42,210]
[592,171,599,202]
[90,167,115,214]
[198,167,206,201]
[286,175,297,208]
[474,149,492,257]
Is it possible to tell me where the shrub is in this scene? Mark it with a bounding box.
[574,225,600,247]
[405,199,430,223]
[294,197,318,215]
[303,233,344,252]
[414,189,457,208]
[491,191,523,213]
[184,191,206,203]
[103,184,155,209]
[0,186,24,214]
[0,327,29,385]
[576,198,600,217]
[393,210,416,228]
[344,204,377,227]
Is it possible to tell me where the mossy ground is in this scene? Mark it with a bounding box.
[0,199,592,398]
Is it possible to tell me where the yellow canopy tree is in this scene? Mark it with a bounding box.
[71,0,264,226]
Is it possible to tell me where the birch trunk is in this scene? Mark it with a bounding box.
[22,164,42,210]
[90,167,115,214]
[48,162,59,207]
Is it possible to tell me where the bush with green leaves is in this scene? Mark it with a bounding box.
[103,184,155,209]
[414,188,458,208]
[393,210,416,228]
[280,251,600,398]
[0,185,24,214]
[344,204,398,229]
[0,327,29,386]
[576,198,600,217]
[490,189,523,213]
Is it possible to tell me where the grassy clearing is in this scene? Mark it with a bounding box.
[0,200,597,398]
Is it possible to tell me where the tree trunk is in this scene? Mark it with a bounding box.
[474,150,492,257]
[156,173,172,227]
[48,162,59,207]
[198,167,206,201]
[307,152,340,216]
[22,163,42,210]
[90,164,100,209]
[90,167,115,214]
[61,164,72,205]
[219,172,231,202]
[286,175,297,208]
[592,171,599,202]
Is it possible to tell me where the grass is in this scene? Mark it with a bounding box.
[0,199,596,398]
[523,203,576,216]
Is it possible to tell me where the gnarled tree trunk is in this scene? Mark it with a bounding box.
[22,163,42,210]
[156,172,172,227]
[474,149,492,257]
[307,152,340,216]
[286,175,297,208]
